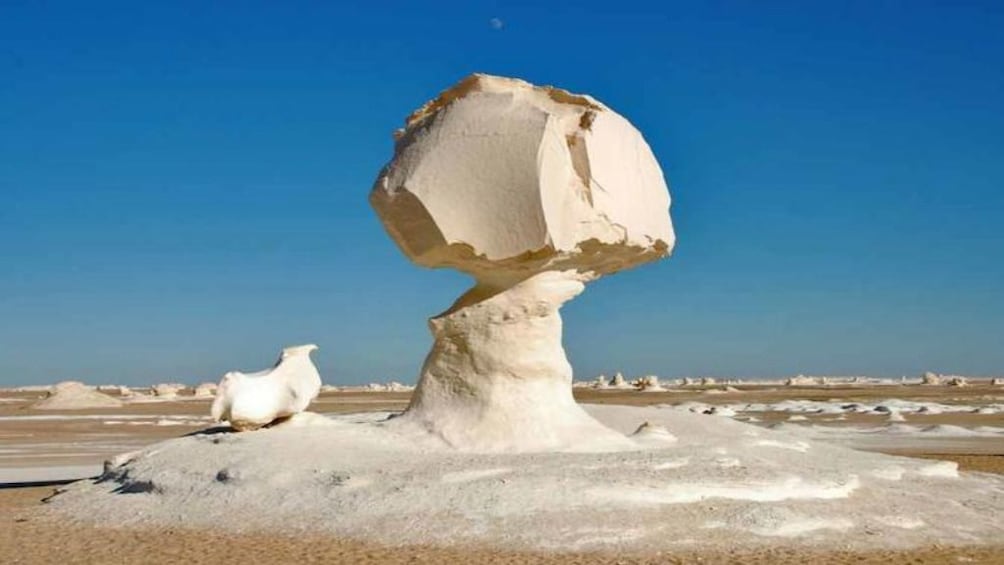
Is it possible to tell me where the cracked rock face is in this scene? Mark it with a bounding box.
[371,74,675,284]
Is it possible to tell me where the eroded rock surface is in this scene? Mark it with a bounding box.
[371,74,674,450]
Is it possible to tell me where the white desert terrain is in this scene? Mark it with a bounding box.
[2,382,1004,563]
[3,76,1003,564]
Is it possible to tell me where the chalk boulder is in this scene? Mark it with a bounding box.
[637,375,666,392]
[211,344,322,431]
[922,372,941,386]
[372,74,674,282]
[371,74,674,451]
[193,382,218,398]
[610,372,630,389]
[32,381,123,410]
[153,383,185,398]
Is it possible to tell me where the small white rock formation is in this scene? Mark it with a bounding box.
[386,381,413,392]
[922,372,941,386]
[947,376,967,387]
[700,377,716,386]
[193,382,218,398]
[636,375,667,392]
[32,381,123,410]
[592,375,609,389]
[786,375,819,386]
[211,344,322,431]
[371,74,674,451]
[610,372,628,388]
[993,378,1004,386]
[152,383,184,398]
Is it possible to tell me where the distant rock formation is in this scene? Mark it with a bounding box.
[32,381,123,410]
[193,382,218,398]
[153,383,185,398]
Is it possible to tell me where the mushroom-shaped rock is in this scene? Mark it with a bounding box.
[371,74,674,451]
[32,381,123,410]
[211,344,322,431]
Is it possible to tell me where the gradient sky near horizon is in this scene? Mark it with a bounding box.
[2,2,1003,386]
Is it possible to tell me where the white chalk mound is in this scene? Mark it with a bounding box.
[51,405,1004,553]
[371,74,674,451]
[32,381,123,410]
[211,344,322,431]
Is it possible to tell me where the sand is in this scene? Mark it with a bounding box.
[3,385,1004,563]
[2,486,1003,564]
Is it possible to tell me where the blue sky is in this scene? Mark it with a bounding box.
[2,1,1002,385]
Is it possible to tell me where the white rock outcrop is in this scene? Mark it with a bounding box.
[152,383,185,398]
[636,375,667,392]
[786,375,819,386]
[922,372,941,385]
[32,381,123,410]
[211,344,322,431]
[193,382,218,398]
[371,74,674,451]
[610,372,630,388]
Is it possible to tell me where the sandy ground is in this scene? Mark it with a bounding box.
[2,384,1004,563]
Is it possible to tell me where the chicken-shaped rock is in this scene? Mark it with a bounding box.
[371,74,675,451]
[211,344,322,431]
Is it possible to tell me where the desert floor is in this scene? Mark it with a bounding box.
[2,384,1003,564]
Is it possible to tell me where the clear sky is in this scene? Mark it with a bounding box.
[2,1,1003,386]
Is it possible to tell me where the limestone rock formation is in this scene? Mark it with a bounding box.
[610,372,629,388]
[152,383,184,398]
[371,74,674,451]
[32,381,123,410]
[193,382,218,398]
[922,372,941,385]
[636,375,666,392]
[211,344,322,431]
